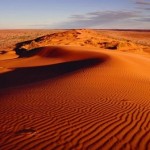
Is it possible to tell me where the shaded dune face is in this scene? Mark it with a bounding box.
[0,57,102,89]
[0,46,108,89]
[0,30,150,150]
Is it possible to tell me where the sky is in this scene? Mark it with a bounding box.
[0,0,150,29]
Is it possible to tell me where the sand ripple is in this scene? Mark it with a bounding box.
[0,46,150,150]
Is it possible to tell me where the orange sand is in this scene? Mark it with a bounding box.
[0,30,150,150]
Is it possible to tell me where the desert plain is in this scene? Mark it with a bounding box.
[0,29,150,150]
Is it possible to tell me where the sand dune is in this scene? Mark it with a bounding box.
[15,29,145,54]
[0,30,150,150]
[0,46,105,88]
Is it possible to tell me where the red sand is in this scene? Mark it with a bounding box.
[0,30,150,150]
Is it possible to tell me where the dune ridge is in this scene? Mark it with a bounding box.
[0,30,150,150]
[15,29,145,54]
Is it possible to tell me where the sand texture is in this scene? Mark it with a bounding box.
[0,30,150,150]
[15,29,147,53]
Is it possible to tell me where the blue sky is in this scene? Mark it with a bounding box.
[0,0,149,29]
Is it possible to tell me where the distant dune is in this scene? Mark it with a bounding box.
[15,29,146,53]
[0,29,150,150]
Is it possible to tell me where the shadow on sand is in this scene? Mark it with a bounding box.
[0,57,103,89]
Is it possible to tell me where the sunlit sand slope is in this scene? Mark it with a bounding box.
[0,45,149,150]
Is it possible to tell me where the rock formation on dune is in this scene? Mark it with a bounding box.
[15,29,143,54]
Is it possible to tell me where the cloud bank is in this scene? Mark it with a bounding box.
[136,1,150,5]
[53,10,142,29]
[28,9,149,29]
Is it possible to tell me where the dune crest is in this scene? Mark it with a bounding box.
[0,46,107,88]
[15,29,144,54]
